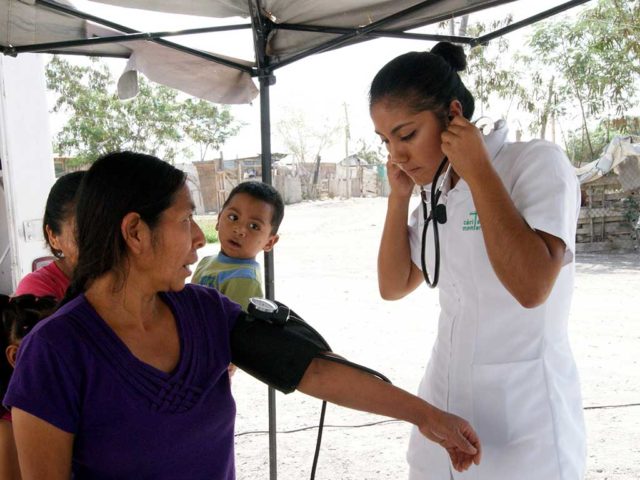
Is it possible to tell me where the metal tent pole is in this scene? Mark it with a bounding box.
[259,70,278,480]
[249,1,278,478]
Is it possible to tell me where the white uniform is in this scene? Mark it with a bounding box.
[406,125,586,480]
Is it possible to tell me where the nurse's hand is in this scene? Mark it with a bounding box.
[419,408,482,471]
[440,115,491,186]
[386,155,414,198]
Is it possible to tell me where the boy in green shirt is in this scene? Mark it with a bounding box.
[192,181,283,310]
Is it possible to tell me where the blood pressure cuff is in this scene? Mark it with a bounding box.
[230,311,330,394]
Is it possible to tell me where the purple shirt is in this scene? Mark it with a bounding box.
[4,284,242,479]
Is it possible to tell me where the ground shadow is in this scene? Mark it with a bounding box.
[576,252,640,274]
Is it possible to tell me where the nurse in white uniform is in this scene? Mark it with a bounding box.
[370,42,586,480]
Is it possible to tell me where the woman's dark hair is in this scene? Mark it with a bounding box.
[60,152,187,305]
[43,171,85,258]
[0,294,57,397]
[369,41,475,121]
[222,181,285,234]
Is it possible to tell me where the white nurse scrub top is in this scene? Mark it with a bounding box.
[405,124,586,480]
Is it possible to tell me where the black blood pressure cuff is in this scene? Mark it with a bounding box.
[230,310,331,394]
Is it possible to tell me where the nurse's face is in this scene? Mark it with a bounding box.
[370,99,447,186]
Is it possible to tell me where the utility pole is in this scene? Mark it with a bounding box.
[343,101,350,158]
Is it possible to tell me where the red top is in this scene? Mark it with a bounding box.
[0,409,11,422]
[14,261,69,301]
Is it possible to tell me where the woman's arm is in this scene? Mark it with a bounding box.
[377,162,425,300]
[0,420,21,480]
[297,357,481,472]
[12,408,73,480]
[442,117,565,308]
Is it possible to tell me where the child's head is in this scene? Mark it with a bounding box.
[0,294,57,392]
[217,181,284,260]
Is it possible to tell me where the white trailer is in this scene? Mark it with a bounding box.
[0,53,55,294]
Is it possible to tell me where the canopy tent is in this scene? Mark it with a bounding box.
[0,1,593,477]
[1,0,591,102]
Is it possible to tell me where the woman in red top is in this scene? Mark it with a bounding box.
[14,172,84,300]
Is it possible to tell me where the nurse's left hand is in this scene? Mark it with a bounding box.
[441,116,491,186]
[419,408,482,471]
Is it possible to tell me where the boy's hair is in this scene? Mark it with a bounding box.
[0,294,57,396]
[222,181,284,234]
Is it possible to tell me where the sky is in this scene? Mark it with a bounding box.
[55,0,590,163]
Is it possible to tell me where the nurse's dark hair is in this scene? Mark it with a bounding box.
[43,170,85,258]
[222,181,284,234]
[60,151,186,305]
[369,41,475,121]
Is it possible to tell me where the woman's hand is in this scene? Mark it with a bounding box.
[440,116,491,185]
[418,407,482,472]
[386,156,415,198]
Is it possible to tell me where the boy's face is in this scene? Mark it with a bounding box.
[217,192,279,260]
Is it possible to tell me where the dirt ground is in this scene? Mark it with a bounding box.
[198,196,640,480]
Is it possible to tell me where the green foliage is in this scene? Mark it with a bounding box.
[194,216,219,244]
[46,56,243,166]
[354,138,384,165]
[182,98,244,162]
[464,1,639,143]
[523,1,638,143]
[465,17,525,118]
[564,122,614,166]
[563,118,640,166]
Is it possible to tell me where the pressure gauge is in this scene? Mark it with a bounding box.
[248,297,289,324]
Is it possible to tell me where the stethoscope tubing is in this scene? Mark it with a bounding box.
[420,156,450,288]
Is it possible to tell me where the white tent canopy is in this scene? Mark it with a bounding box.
[1,0,591,103]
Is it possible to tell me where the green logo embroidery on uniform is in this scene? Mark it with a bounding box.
[462,211,481,231]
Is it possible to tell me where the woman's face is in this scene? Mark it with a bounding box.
[370,99,447,185]
[147,185,206,292]
[47,212,78,272]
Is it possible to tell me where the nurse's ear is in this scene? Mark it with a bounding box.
[448,100,463,120]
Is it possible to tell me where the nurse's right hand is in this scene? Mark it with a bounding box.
[419,408,482,472]
[386,156,415,198]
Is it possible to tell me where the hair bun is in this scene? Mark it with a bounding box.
[430,42,467,72]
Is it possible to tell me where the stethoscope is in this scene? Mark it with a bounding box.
[419,156,451,288]
[418,116,504,288]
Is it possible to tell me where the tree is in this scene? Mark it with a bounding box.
[461,0,638,152]
[46,56,243,166]
[276,108,341,198]
[276,108,340,164]
[354,138,384,165]
[181,98,243,162]
[465,18,526,120]
[524,0,639,159]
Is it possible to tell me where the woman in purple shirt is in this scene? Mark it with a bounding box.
[4,152,481,479]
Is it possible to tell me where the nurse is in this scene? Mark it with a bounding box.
[370,42,586,479]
